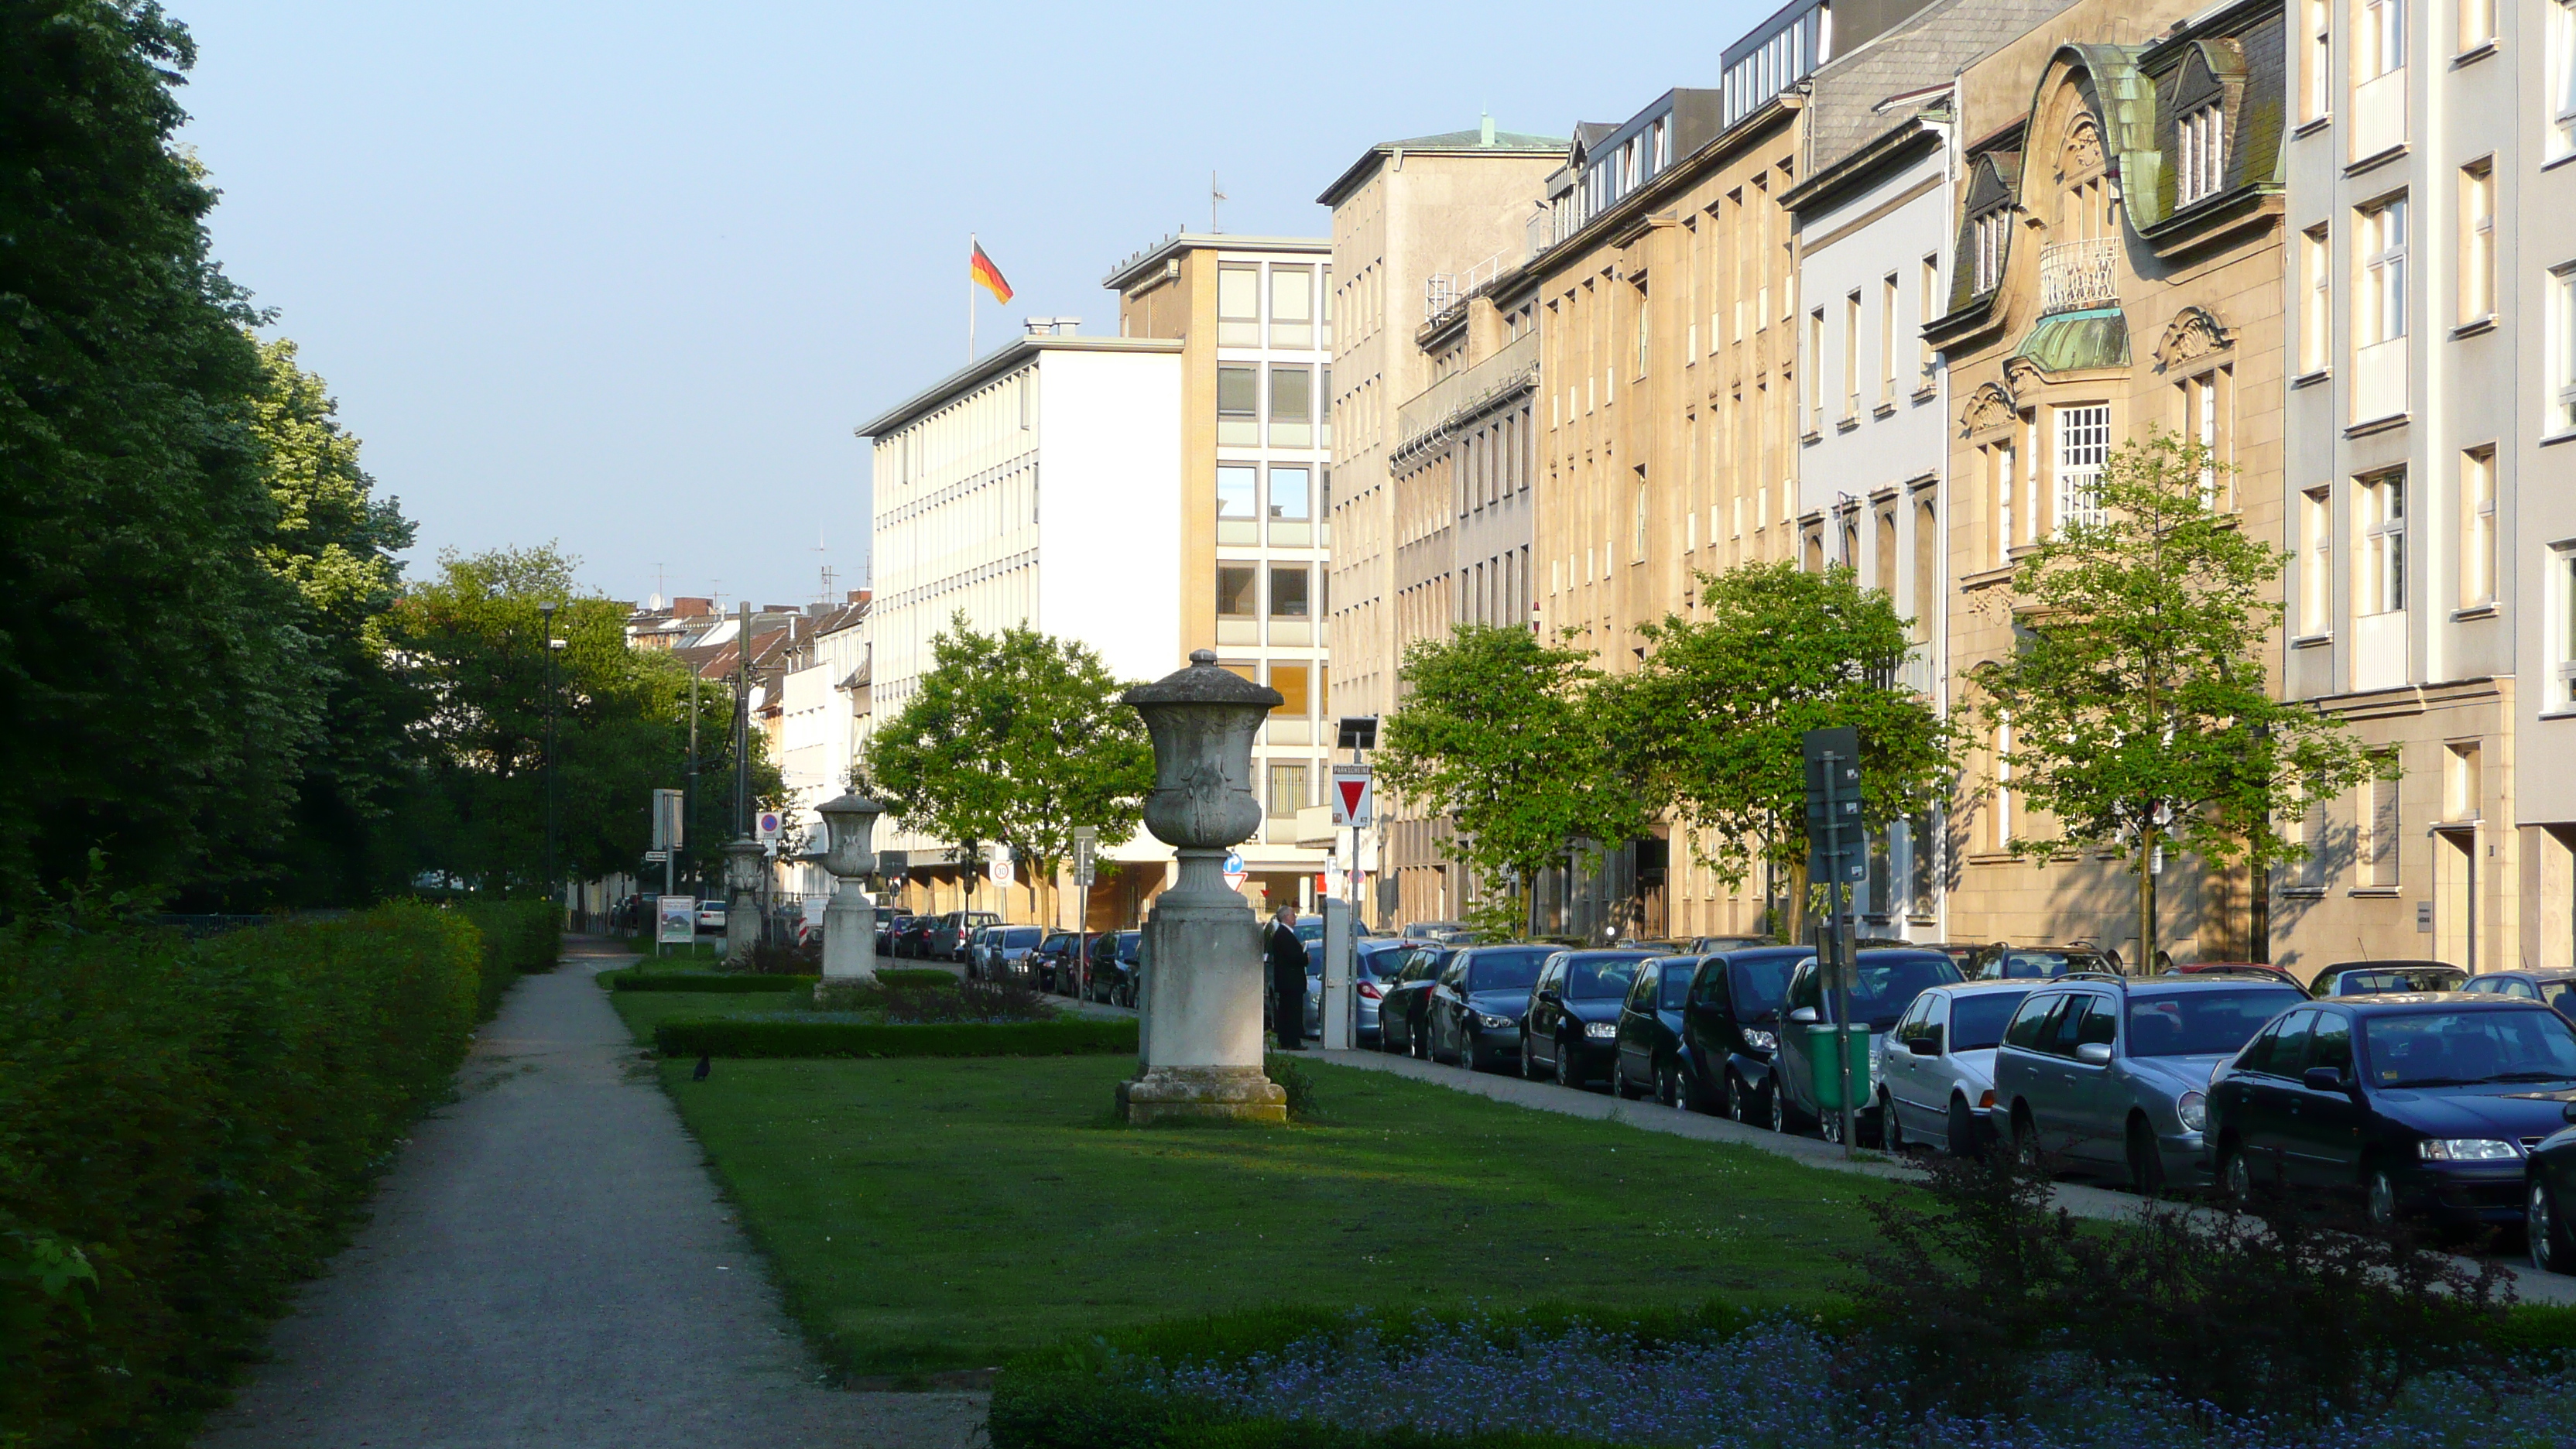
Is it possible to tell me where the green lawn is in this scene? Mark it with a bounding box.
[649,1052,1897,1377]
[607,987,803,1040]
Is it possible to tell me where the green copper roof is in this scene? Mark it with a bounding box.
[2012,307,2131,372]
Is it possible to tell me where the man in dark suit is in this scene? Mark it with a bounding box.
[1266,905,1307,1050]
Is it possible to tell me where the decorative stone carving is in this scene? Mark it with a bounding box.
[2062,118,2105,176]
[2003,355,2053,392]
[2153,306,2234,372]
[1115,650,1288,1125]
[1960,381,2019,436]
[813,792,884,981]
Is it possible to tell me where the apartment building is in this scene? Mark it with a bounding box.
[1317,122,1571,924]
[1926,0,2290,963]
[2278,0,2576,971]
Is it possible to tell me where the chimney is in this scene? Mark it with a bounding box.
[1480,112,1496,146]
[846,589,871,605]
[672,595,713,618]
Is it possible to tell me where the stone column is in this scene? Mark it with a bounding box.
[1116,650,1287,1125]
[814,792,884,981]
[722,837,763,966]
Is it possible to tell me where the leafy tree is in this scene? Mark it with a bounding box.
[388,545,772,897]
[1978,430,2383,967]
[1606,561,1960,944]
[860,615,1151,913]
[1375,623,1648,937]
[0,1,324,907]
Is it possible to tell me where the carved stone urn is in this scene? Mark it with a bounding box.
[1116,649,1286,1125]
[813,791,884,981]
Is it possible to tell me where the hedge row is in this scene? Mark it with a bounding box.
[451,899,560,1016]
[0,904,485,1447]
[875,967,959,988]
[653,1016,1138,1058]
[602,971,817,993]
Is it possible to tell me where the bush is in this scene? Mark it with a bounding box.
[611,968,812,992]
[1265,1052,1321,1121]
[0,904,481,1446]
[450,899,560,1017]
[875,967,959,989]
[655,1016,1137,1059]
[748,936,818,975]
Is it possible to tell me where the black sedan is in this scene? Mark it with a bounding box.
[1427,944,1554,1072]
[1613,955,1704,1105]
[1519,950,1654,1088]
[2527,1102,2576,1273]
[2465,971,2576,1022]
[2307,960,2467,998]
[1376,945,1454,1058]
[2208,993,2576,1228]
[1677,946,1813,1120]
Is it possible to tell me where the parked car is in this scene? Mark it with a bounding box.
[1403,920,1470,940]
[1300,938,1411,1046]
[1995,975,2307,1191]
[978,924,1044,981]
[1029,931,1081,991]
[875,913,913,954]
[962,924,997,978]
[929,911,999,962]
[1519,950,1655,1087]
[1770,948,1965,1142]
[1966,943,2119,981]
[2307,960,2468,997]
[697,899,728,933]
[1612,955,1708,1105]
[2208,994,2576,1228]
[2524,1100,2576,1272]
[1687,935,1773,955]
[1376,946,1454,1058]
[1085,930,1143,1006]
[1875,981,2036,1156]
[1427,944,1555,1071]
[2465,971,2576,1021]
[1677,946,1814,1121]
[2171,961,2306,989]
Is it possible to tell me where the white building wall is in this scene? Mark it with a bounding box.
[1033,348,1185,684]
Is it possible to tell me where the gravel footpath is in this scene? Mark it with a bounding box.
[194,938,987,1449]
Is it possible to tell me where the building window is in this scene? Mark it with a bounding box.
[2461,0,2496,49]
[1269,265,1313,349]
[1843,289,1862,418]
[2307,0,2334,119]
[2555,0,2576,155]
[2359,197,2409,344]
[2178,367,2230,506]
[2362,0,2406,77]
[2460,447,2496,608]
[2460,161,2495,323]
[1217,565,1257,618]
[1994,714,2014,847]
[1913,494,1939,642]
[1218,266,1261,347]
[1269,465,1312,546]
[1972,209,2008,294]
[1269,662,1310,718]
[1918,255,1940,380]
[1880,273,1899,402]
[1217,365,1258,446]
[1269,564,1310,618]
[1987,437,2017,566]
[2554,544,2576,706]
[1634,476,1649,560]
[2359,470,2406,615]
[2301,224,2332,375]
[2553,264,2576,433]
[2177,103,2226,205]
[1806,307,1826,430]
[2053,403,2110,531]
[2361,755,2401,888]
[1267,761,1308,817]
[1318,265,1333,348]
[2302,486,2334,633]
[1218,464,1258,544]
[1269,365,1313,447]
[1633,277,1651,379]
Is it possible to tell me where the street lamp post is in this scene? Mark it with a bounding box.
[1115,649,1286,1125]
[814,792,885,981]
[540,601,560,916]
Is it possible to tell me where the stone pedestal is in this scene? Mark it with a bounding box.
[1117,847,1285,1124]
[821,886,877,981]
[722,837,763,967]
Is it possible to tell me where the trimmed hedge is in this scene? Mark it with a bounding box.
[0,904,483,1447]
[603,971,817,993]
[875,967,960,988]
[452,899,560,1016]
[654,1016,1137,1058]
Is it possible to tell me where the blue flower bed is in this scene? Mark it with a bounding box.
[1003,1310,2576,1449]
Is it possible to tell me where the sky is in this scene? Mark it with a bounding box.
[173,0,1782,608]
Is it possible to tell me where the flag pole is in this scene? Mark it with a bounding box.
[968,232,977,363]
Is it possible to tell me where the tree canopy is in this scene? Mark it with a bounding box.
[861,615,1151,908]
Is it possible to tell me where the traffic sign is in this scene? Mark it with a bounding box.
[1323,860,1346,899]
[756,809,783,843]
[644,848,669,863]
[1801,726,1866,885]
[988,844,1015,887]
[1330,763,1374,828]
[1222,849,1246,889]
[1071,827,1098,888]
[651,788,684,850]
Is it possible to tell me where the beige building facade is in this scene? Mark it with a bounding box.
[1926,0,2290,964]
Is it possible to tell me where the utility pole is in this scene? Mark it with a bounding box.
[540,601,559,909]
[686,670,700,897]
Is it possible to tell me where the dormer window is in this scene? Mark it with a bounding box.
[1972,209,2010,294]
[2177,102,2226,205]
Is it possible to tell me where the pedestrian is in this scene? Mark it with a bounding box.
[1266,905,1307,1051]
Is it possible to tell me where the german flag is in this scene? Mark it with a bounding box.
[970,242,1014,304]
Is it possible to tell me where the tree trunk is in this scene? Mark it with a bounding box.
[1783,856,1811,947]
[2136,820,2160,973]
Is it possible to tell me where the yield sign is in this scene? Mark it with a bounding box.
[1329,763,1373,828]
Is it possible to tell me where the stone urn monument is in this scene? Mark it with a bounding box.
[813,791,884,981]
[1117,649,1287,1125]
[721,836,765,966]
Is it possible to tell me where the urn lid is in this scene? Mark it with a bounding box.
[1122,649,1283,709]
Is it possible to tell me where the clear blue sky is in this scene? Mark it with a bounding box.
[173,0,1777,608]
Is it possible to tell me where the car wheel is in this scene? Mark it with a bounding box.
[1616,1061,1646,1100]
[2010,1109,2040,1167]
[2531,1177,2572,1275]
[1462,1033,1485,1073]
[1656,1060,1683,1109]
[2365,1166,2400,1231]
[1880,1091,1906,1154]
[1767,1080,1790,1135]
[1411,1017,1429,1060]
[2126,1118,2167,1197]
[1555,1037,1582,1089]
[1947,1097,1981,1159]
[2218,1141,2253,1205]
[1727,1073,1754,1125]
[1519,1030,1540,1080]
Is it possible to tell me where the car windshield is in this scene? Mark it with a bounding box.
[1728,957,1800,1019]
[2333,968,2466,995]
[1116,933,1141,961]
[2545,982,2576,1017]
[1465,947,1553,992]
[1002,927,1041,946]
[2361,1009,2576,1088]
[1990,951,2105,979]
[1949,991,2032,1050]
[1838,955,1965,1028]
[1566,953,1650,999]
[1660,962,1696,1010]
[2128,988,2303,1057]
[1355,946,1406,981]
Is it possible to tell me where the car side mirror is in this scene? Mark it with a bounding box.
[2075,1042,2113,1066]
[2302,1067,2349,1093]
[1788,1006,1819,1025]
[1906,1036,1941,1057]
[2562,1099,2576,1125]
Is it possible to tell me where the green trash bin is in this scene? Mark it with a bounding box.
[1805,1023,1874,1112]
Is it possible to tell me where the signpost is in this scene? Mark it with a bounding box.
[1071,827,1098,889]
[1070,826,1098,998]
[756,809,783,844]
[988,843,1015,889]
[1221,849,1246,892]
[651,788,684,939]
[1802,726,1865,1160]
[656,895,697,953]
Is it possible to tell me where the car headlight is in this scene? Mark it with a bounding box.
[1475,1012,1513,1029]
[2175,1091,2205,1132]
[2420,1138,2521,1162]
[1742,1029,1777,1052]
[1584,1021,1618,1039]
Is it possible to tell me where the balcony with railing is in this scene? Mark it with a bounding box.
[2036,237,2119,314]
[1392,328,1540,466]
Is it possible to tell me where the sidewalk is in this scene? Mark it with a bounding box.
[194,938,985,1449]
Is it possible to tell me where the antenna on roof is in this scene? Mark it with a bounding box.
[1211,170,1225,233]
